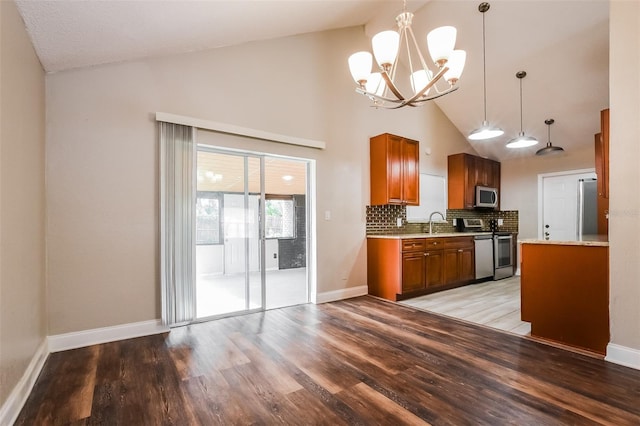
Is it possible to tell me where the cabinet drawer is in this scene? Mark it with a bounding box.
[402,239,426,252]
[423,238,444,249]
[443,237,474,249]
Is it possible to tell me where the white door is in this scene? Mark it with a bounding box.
[541,171,596,241]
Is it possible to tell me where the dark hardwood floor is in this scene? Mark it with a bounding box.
[16,296,640,425]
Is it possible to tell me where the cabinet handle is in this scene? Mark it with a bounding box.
[458,249,463,252]
[424,253,428,256]
[432,242,437,245]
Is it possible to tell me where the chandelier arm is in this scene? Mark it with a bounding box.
[398,65,449,106]
[402,28,416,78]
[407,26,431,74]
[381,71,405,101]
[382,86,460,109]
[355,88,404,104]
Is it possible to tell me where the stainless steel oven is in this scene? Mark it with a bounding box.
[493,233,514,280]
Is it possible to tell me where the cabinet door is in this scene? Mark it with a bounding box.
[489,160,501,190]
[476,158,489,187]
[459,247,475,282]
[386,135,404,204]
[402,138,420,205]
[402,252,426,293]
[443,249,460,285]
[425,250,444,287]
[464,155,476,209]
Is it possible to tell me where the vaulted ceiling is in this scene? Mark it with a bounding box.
[15,0,609,161]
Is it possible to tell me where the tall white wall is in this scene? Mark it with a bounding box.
[608,1,640,355]
[0,0,46,408]
[45,26,473,334]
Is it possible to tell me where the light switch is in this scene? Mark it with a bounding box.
[324,211,331,221]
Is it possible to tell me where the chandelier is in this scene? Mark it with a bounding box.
[348,1,465,109]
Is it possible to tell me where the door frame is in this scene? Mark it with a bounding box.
[194,145,314,321]
[537,168,596,240]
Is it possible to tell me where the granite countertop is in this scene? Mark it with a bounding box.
[519,235,609,247]
[367,232,493,239]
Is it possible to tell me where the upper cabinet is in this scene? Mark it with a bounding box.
[595,108,609,235]
[370,133,420,206]
[447,153,501,210]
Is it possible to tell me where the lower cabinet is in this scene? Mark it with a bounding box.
[443,238,475,285]
[367,236,475,302]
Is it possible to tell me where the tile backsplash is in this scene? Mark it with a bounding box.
[366,205,518,235]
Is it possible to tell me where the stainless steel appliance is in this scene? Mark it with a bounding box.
[577,178,598,239]
[475,186,498,208]
[474,234,494,279]
[493,232,514,280]
[460,219,494,280]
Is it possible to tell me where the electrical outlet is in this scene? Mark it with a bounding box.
[498,218,504,226]
[397,217,403,227]
[452,218,457,226]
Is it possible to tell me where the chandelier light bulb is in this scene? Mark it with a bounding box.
[372,30,400,69]
[365,72,386,96]
[444,50,466,85]
[348,51,372,85]
[427,26,457,67]
[410,69,433,95]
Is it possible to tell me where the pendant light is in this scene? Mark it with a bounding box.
[536,119,565,156]
[469,2,503,140]
[506,71,539,148]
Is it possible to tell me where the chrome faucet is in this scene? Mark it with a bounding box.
[428,211,446,234]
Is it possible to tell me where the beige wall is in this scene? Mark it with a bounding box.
[0,0,46,406]
[501,145,595,239]
[609,1,640,351]
[45,26,473,334]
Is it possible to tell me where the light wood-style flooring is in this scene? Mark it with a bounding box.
[16,296,640,425]
[401,276,531,336]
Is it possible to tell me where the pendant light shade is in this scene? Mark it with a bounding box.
[506,71,538,149]
[536,119,565,156]
[468,2,503,141]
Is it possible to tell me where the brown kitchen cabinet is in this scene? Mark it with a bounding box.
[401,239,428,293]
[370,133,419,206]
[367,236,469,302]
[443,237,475,285]
[595,109,609,235]
[447,153,500,210]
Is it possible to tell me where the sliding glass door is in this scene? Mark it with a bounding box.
[195,147,309,319]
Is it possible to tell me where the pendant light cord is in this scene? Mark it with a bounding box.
[519,77,523,133]
[482,9,487,122]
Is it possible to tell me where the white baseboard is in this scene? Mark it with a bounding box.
[0,339,49,426]
[315,285,368,304]
[48,319,170,353]
[605,343,640,370]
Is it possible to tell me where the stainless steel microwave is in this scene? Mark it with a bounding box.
[475,186,498,208]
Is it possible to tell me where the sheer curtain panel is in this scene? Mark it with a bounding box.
[159,122,196,326]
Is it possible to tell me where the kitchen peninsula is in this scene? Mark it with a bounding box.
[520,238,609,355]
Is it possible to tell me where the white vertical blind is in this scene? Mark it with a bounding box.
[159,122,196,326]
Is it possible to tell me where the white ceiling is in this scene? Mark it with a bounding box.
[14,0,609,161]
